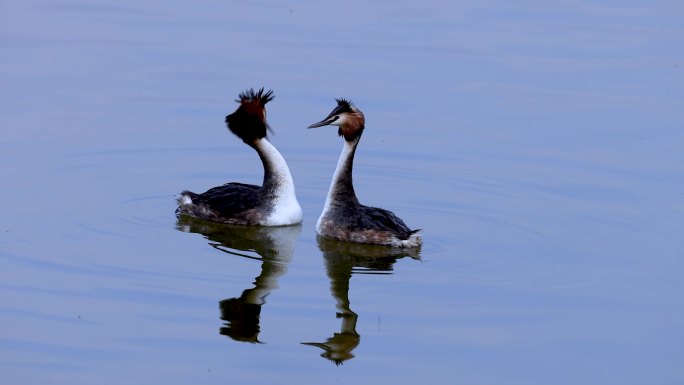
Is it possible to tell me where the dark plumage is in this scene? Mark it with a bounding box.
[359,205,421,239]
[177,183,264,224]
[321,187,417,240]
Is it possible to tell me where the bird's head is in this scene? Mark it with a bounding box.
[225,88,275,144]
[308,98,365,142]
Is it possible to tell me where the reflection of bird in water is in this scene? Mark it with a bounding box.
[176,88,302,226]
[302,236,420,365]
[177,216,301,343]
[308,99,422,247]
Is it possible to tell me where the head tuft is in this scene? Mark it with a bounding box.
[236,87,275,106]
[334,98,354,113]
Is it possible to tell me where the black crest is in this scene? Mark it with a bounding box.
[236,87,275,106]
[332,98,354,115]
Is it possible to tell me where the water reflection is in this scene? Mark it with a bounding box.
[177,217,301,343]
[302,236,420,364]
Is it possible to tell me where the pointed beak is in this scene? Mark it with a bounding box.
[307,115,338,128]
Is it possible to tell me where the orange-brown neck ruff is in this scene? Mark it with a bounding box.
[338,113,365,142]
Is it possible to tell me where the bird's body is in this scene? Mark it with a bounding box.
[176,88,302,226]
[309,99,421,248]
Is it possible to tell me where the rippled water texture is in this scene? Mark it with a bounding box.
[2,1,683,384]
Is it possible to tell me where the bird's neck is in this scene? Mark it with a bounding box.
[324,136,361,209]
[253,138,296,198]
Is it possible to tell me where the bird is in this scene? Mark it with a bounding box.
[308,98,422,247]
[176,88,302,226]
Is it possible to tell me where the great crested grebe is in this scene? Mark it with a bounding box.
[176,88,302,226]
[308,99,422,248]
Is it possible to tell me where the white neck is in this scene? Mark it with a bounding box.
[254,138,302,225]
[319,139,359,221]
[254,139,294,192]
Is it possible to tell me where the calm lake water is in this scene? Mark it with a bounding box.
[2,1,683,384]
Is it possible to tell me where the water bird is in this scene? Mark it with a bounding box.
[176,88,302,226]
[308,99,422,247]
